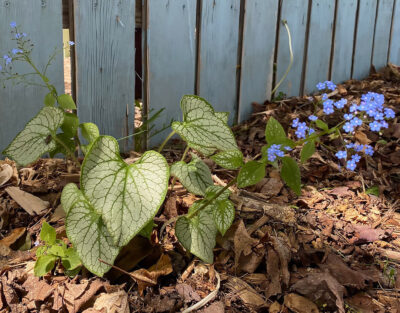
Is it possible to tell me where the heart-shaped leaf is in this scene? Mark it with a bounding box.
[57,94,76,110]
[300,140,315,163]
[172,95,238,156]
[212,199,235,236]
[2,107,64,166]
[79,123,100,154]
[175,203,217,263]
[81,136,169,246]
[211,149,244,170]
[170,153,213,196]
[215,112,229,124]
[61,183,120,276]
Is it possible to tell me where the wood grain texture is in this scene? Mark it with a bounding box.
[352,0,378,79]
[372,0,394,70]
[74,0,135,151]
[304,0,335,94]
[389,0,400,64]
[199,0,240,124]
[0,0,64,156]
[331,0,357,83]
[276,0,309,97]
[147,0,196,147]
[238,0,278,123]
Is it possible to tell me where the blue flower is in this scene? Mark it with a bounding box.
[322,93,328,100]
[325,81,337,91]
[267,144,285,162]
[335,150,347,159]
[316,82,326,90]
[11,48,22,55]
[292,118,299,128]
[364,145,374,156]
[323,100,334,115]
[10,21,16,28]
[346,160,357,171]
[354,144,364,152]
[334,98,347,109]
[15,33,22,39]
[68,41,75,46]
[308,115,318,121]
[350,117,362,127]
[380,120,389,129]
[3,55,12,65]
[384,108,395,119]
[346,143,355,149]
[369,121,381,132]
[295,129,307,139]
[284,146,292,151]
[22,32,27,37]
[344,113,353,120]
[350,103,358,113]
[343,122,354,133]
[351,154,361,163]
[309,128,315,135]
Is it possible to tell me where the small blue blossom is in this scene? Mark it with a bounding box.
[3,55,12,65]
[284,146,292,151]
[292,118,299,128]
[308,115,318,121]
[335,150,347,159]
[344,114,353,120]
[350,117,362,127]
[68,41,75,46]
[346,160,357,171]
[351,154,361,163]
[358,102,367,111]
[10,21,16,28]
[364,145,374,156]
[350,103,358,113]
[308,128,315,135]
[384,108,395,119]
[295,129,307,139]
[334,98,347,109]
[369,120,382,132]
[325,81,337,91]
[380,120,389,129]
[15,33,22,39]
[22,32,27,37]
[343,122,354,133]
[322,93,328,100]
[323,99,334,115]
[354,144,364,152]
[346,143,355,149]
[11,48,22,55]
[267,144,284,162]
[316,82,326,90]
[374,112,384,120]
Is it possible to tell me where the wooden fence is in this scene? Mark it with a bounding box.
[1,0,400,155]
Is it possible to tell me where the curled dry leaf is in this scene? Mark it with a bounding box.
[0,164,13,187]
[284,293,319,313]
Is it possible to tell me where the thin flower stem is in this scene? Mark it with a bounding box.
[157,130,176,153]
[186,177,237,219]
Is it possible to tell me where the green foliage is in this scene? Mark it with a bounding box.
[237,161,266,188]
[315,119,329,131]
[79,122,100,154]
[44,92,56,107]
[265,116,295,147]
[57,94,77,110]
[34,222,81,277]
[171,153,213,196]
[172,95,238,156]
[211,149,244,170]
[300,140,316,163]
[280,157,301,195]
[365,186,379,196]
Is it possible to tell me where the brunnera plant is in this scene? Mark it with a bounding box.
[1,22,396,276]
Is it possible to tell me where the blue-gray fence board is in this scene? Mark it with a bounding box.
[372,0,394,70]
[304,0,335,94]
[147,0,197,147]
[0,0,64,156]
[74,0,135,150]
[352,0,378,79]
[276,0,309,97]
[331,0,357,83]
[238,0,278,123]
[389,0,400,64]
[199,0,240,124]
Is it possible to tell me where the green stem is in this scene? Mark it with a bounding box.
[186,177,237,219]
[52,133,80,167]
[294,120,345,146]
[157,130,176,153]
[271,20,293,95]
[25,56,57,97]
[171,145,190,188]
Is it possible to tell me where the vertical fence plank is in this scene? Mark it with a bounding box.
[331,0,357,83]
[199,0,240,124]
[0,0,64,156]
[372,0,394,70]
[276,0,309,97]
[74,0,135,150]
[147,0,196,146]
[352,0,378,79]
[238,0,278,123]
[304,0,335,94]
[389,0,400,64]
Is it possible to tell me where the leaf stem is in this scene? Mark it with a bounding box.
[157,130,176,153]
[294,120,345,146]
[171,145,190,189]
[52,133,80,167]
[186,177,237,219]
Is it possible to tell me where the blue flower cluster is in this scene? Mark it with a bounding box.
[336,143,374,170]
[292,118,316,139]
[316,80,336,91]
[266,144,291,162]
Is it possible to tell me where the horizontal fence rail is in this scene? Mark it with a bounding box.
[1,0,399,155]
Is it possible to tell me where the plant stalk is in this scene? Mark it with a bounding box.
[157,130,176,153]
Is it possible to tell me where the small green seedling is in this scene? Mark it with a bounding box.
[34,222,81,277]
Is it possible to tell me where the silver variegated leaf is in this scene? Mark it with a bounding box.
[212,199,235,236]
[172,95,238,156]
[2,107,64,166]
[175,204,217,264]
[81,136,169,246]
[170,153,213,196]
[210,149,244,170]
[61,183,119,276]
